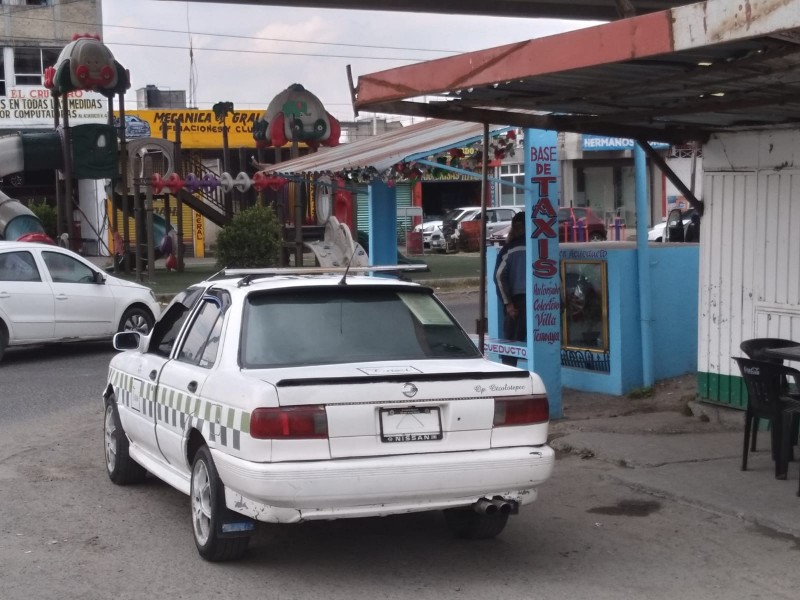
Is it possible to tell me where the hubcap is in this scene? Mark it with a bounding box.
[124,313,149,334]
[191,460,213,545]
[104,406,117,472]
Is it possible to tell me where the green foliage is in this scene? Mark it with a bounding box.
[27,200,57,239]
[215,204,281,269]
[627,386,654,399]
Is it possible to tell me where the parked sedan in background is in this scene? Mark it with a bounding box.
[416,206,523,251]
[103,269,554,561]
[488,206,607,245]
[648,208,698,242]
[0,242,160,361]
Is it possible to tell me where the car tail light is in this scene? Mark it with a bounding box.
[250,406,328,439]
[493,395,549,427]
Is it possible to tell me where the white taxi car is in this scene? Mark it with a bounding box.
[103,268,554,561]
[0,241,160,361]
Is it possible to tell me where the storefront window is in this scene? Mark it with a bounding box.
[498,163,525,206]
[14,47,60,86]
[561,260,608,351]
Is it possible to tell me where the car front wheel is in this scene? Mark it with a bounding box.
[118,307,154,335]
[191,446,250,561]
[104,401,147,484]
[443,507,509,539]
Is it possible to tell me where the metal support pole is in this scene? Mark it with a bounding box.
[134,181,143,281]
[146,182,156,282]
[52,94,65,240]
[257,147,267,206]
[62,97,74,248]
[118,92,130,273]
[291,137,302,267]
[636,139,704,216]
[478,123,490,354]
[223,121,232,222]
[634,143,654,388]
[174,120,185,272]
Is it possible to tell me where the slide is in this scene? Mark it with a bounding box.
[0,135,53,243]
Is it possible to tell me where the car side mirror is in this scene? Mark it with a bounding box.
[113,331,141,351]
[94,271,106,284]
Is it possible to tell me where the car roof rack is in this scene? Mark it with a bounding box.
[225,265,428,287]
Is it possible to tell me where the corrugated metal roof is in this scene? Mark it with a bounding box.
[353,0,800,143]
[264,119,507,175]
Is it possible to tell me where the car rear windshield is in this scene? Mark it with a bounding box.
[241,287,480,368]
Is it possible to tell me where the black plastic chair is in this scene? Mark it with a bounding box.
[740,338,800,451]
[733,357,800,480]
[740,338,799,363]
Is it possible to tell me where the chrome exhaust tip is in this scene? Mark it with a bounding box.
[473,498,498,515]
[491,497,512,515]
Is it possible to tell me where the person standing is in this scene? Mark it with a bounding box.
[494,211,527,366]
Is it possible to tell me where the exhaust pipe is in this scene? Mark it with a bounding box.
[491,497,513,515]
[473,498,498,515]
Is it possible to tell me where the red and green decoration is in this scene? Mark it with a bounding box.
[253,83,341,149]
[335,129,519,185]
[44,34,130,97]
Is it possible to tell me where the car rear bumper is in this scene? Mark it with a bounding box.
[214,445,554,523]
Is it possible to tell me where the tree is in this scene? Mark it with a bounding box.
[215,204,281,268]
[27,201,57,239]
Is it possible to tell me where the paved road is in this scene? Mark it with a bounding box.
[3,295,800,599]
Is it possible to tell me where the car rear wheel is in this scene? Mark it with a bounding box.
[443,507,509,539]
[191,446,250,562]
[104,401,147,484]
[0,323,7,362]
[118,307,154,335]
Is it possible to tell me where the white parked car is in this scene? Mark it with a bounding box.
[103,268,554,561]
[0,241,160,361]
[415,206,523,250]
[648,208,698,242]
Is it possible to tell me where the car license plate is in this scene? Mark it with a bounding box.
[380,407,442,443]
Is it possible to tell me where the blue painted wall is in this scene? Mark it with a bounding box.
[486,242,698,395]
[367,181,397,266]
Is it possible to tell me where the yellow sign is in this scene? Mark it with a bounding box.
[118,109,266,149]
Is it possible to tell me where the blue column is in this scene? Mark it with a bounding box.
[367,181,397,266]
[634,143,654,387]
[524,129,562,418]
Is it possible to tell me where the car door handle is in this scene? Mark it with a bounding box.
[0,292,9,299]
[187,381,198,393]
[149,370,157,381]
[55,294,68,300]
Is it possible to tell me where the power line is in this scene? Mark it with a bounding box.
[4,4,463,55]
[102,40,431,62]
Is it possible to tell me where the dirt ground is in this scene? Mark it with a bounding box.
[554,374,737,436]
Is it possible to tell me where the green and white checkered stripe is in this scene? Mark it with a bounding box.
[109,367,251,451]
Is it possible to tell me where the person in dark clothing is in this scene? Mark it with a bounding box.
[494,211,527,366]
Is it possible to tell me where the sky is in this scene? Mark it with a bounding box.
[101,0,602,123]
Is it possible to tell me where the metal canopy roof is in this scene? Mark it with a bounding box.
[262,119,506,175]
[352,0,800,144]
[171,1,686,21]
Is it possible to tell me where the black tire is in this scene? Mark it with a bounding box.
[104,400,147,484]
[191,446,250,562]
[443,507,509,540]
[118,307,154,335]
[0,322,8,363]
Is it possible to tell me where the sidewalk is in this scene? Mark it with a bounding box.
[554,377,800,538]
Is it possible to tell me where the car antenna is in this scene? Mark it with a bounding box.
[338,244,360,286]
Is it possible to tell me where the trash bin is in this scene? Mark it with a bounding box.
[405,231,423,255]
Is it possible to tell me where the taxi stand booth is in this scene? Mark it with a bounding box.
[367,128,699,419]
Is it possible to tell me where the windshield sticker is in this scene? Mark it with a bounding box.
[398,293,451,325]
[358,366,422,376]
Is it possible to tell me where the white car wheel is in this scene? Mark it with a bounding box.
[103,401,147,484]
[190,446,249,561]
[118,307,154,335]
